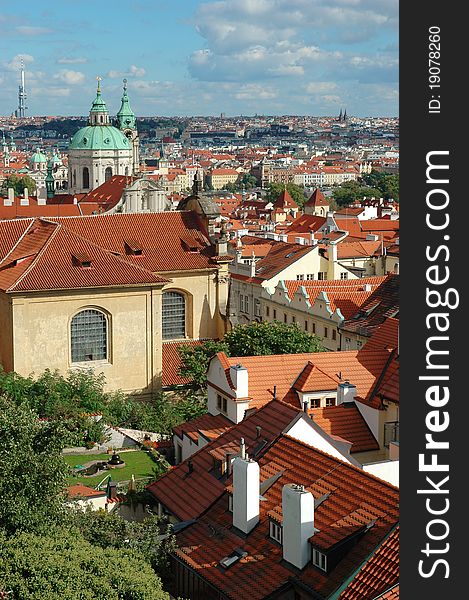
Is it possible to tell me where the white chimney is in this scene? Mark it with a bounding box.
[7,187,15,205]
[282,484,315,569]
[363,283,372,292]
[20,187,29,206]
[230,364,249,398]
[336,381,357,405]
[233,455,259,534]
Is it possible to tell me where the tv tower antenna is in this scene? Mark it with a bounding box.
[17,59,27,118]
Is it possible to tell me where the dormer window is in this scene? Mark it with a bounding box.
[72,252,92,269]
[124,240,143,256]
[312,548,327,572]
[269,520,282,544]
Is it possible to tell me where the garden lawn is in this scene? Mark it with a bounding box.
[64,450,155,488]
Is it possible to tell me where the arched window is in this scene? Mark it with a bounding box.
[71,309,108,362]
[73,169,76,187]
[105,167,112,181]
[82,167,90,189]
[162,292,185,340]
[125,166,129,176]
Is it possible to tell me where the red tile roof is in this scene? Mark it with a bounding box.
[309,404,379,453]
[147,400,299,520]
[173,412,233,443]
[67,483,106,498]
[0,212,221,292]
[162,340,207,387]
[273,189,298,209]
[341,274,399,337]
[173,434,399,600]
[377,585,399,599]
[286,213,326,234]
[216,348,393,410]
[363,317,399,352]
[339,527,399,599]
[305,188,329,207]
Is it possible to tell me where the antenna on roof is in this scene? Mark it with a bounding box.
[273,385,277,400]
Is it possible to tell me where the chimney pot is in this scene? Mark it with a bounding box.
[282,483,315,569]
[188,460,194,474]
[256,426,262,439]
[233,456,260,534]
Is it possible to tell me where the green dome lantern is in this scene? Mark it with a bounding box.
[116,79,136,131]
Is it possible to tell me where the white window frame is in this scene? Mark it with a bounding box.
[269,520,282,543]
[312,548,327,571]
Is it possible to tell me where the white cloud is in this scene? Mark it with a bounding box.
[3,54,34,71]
[57,57,88,65]
[54,70,86,85]
[16,25,52,36]
[107,65,146,79]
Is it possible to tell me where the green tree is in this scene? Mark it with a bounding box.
[0,397,69,535]
[240,173,258,189]
[266,182,306,209]
[0,528,170,600]
[70,509,176,580]
[1,174,37,196]
[178,340,228,389]
[178,323,324,388]
[332,180,381,208]
[224,321,325,356]
[362,170,399,202]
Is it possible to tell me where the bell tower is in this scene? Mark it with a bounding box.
[116,79,140,174]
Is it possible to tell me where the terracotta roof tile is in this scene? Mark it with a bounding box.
[173,412,233,443]
[162,340,207,387]
[67,483,106,498]
[339,527,399,599]
[173,434,399,600]
[147,400,299,520]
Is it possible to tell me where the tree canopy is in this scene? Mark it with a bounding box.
[0,397,69,535]
[361,170,399,202]
[332,180,381,208]
[0,528,170,600]
[1,174,37,197]
[178,322,325,389]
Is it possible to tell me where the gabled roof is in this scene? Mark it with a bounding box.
[273,189,298,209]
[339,527,399,599]
[214,348,393,409]
[147,400,299,520]
[173,412,233,444]
[0,212,221,293]
[173,434,399,600]
[286,213,326,234]
[341,274,399,337]
[305,188,329,207]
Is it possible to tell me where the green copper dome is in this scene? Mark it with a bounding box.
[116,79,136,130]
[30,148,48,163]
[69,125,131,150]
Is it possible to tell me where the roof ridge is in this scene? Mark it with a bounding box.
[7,219,61,292]
[0,217,37,267]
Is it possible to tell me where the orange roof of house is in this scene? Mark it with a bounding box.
[78,175,135,210]
[173,433,398,600]
[148,400,299,520]
[273,189,298,209]
[363,317,399,352]
[305,188,329,207]
[215,348,393,409]
[339,527,399,599]
[309,404,379,453]
[67,483,106,498]
[173,412,233,443]
[286,213,326,233]
[0,212,220,293]
[333,240,383,259]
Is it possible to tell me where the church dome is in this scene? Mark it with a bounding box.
[69,125,131,151]
[30,149,48,163]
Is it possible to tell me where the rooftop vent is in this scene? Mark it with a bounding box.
[219,547,248,569]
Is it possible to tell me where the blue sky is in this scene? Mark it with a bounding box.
[0,0,398,117]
